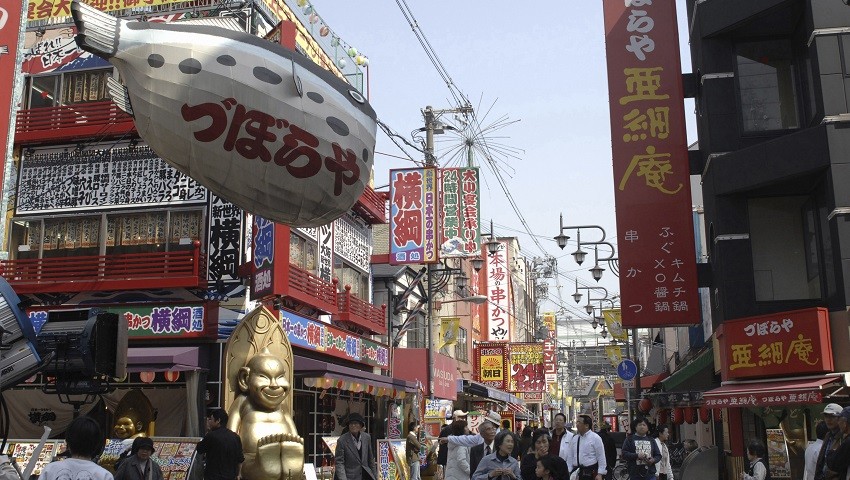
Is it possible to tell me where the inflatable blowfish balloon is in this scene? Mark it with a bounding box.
[71,0,377,227]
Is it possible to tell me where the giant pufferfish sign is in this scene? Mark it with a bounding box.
[71,0,376,227]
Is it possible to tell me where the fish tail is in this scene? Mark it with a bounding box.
[71,0,121,58]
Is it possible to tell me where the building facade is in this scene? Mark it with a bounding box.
[687,0,850,477]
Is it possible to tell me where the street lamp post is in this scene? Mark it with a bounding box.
[553,213,618,281]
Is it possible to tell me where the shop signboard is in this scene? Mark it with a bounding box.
[508,343,545,393]
[28,304,217,340]
[474,342,509,391]
[716,307,833,381]
[251,216,277,299]
[484,241,511,341]
[393,349,456,400]
[389,168,438,265]
[602,0,700,328]
[207,194,244,289]
[521,392,544,402]
[280,310,389,369]
[27,0,192,20]
[439,167,481,257]
[425,399,454,419]
[542,312,557,384]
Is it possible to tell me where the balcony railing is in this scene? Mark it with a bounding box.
[0,244,203,294]
[353,186,386,224]
[284,264,338,315]
[335,285,387,335]
[15,101,136,144]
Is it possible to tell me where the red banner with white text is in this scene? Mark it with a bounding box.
[602,0,700,327]
[508,343,545,394]
[1,3,24,199]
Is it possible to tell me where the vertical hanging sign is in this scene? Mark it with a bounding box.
[508,343,545,393]
[603,0,700,327]
[318,224,334,283]
[389,168,438,265]
[485,241,510,341]
[542,312,557,385]
[1,3,24,209]
[439,167,481,257]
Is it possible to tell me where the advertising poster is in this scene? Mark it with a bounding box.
[508,343,545,393]
[377,440,398,480]
[766,429,791,479]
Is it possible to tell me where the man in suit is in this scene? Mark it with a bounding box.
[468,413,500,479]
[335,413,376,480]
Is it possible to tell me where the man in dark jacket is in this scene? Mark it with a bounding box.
[597,423,618,480]
[825,407,850,480]
[196,409,244,480]
[815,403,843,480]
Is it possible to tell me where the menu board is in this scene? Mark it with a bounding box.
[4,441,59,476]
[99,437,201,480]
[766,429,791,479]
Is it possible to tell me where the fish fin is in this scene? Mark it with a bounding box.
[71,0,121,58]
[107,77,134,117]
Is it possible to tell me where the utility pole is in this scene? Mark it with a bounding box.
[422,104,473,398]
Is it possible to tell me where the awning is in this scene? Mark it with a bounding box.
[661,348,713,392]
[458,379,525,406]
[295,355,416,399]
[703,375,844,407]
[127,346,201,372]
[506,402,536,420]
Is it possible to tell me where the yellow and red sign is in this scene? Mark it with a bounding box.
[716,308,834,381]
[602,0,700,328]
[508,343,545,393]
[474,342,508,391]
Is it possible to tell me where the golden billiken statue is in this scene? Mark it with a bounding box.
[225,308,304,480]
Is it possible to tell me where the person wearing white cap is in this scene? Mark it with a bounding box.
[824,406,850,480]
[446,411,503,448]
[814,403,843,480]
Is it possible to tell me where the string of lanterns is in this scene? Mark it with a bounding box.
[294,0,369,69]
[638,398,720,425]
[304,376,406,399]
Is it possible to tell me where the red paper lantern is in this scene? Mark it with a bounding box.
[672,408,684,425]
[699,405,711,423]
[684,407,697,424]
[164,371,180,382]
[139,371,155,383]
[713,408,723,422]
[638,398,653,413]
[657,408,670,425]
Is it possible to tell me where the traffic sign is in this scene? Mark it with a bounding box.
[617,359,637,380]
[622,379,635,389]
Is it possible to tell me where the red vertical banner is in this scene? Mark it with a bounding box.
[603,0,700,327]
[1,3,24,197]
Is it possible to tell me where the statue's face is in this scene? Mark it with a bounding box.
[114,416,138,439]
[245,355,290,410]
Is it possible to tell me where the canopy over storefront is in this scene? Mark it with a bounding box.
[295,355,416,399]
[127,346,202,372]
[704,374,847,407]
[458,379,526,406]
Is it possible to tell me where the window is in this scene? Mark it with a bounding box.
[749,196,821,301]
[25,68,113,109]
[290,232,317,272]
[405,313,426,348]
[334,255,369,301]
[456,327,468,363]
[736,40,799,132]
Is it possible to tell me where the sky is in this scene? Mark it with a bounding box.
[317,1,697,340]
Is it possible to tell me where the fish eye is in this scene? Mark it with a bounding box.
[349,90,365,104]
